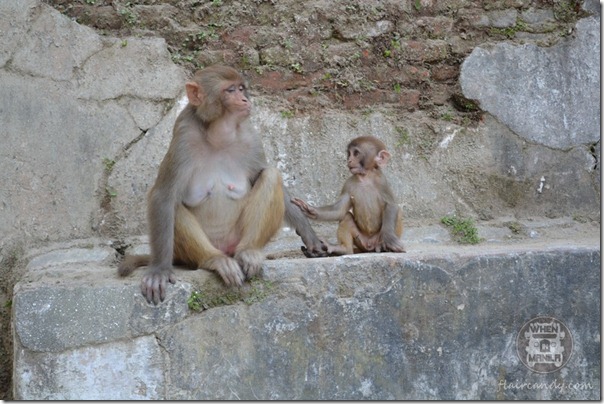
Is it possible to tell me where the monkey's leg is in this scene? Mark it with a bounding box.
[173,204,245,286]
[395,207,406,252]
[235,167,285,278]
[332,213,358,255]
[237,167,285,248]
[378,206,406,253]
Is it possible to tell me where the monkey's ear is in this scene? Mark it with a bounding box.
[185,82,203,106]
[375,150,391,167]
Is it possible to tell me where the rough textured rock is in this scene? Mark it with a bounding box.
[14,265,191,353]
[0,0,39,67]
[460,16,600,150]
[1,71,137,240]
[16,336,166,400]
[431,115,600,220]
[0,1,185,245]
[12,238,600,400]
[1,0,600,248]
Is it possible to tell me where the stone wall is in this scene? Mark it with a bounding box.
[1,0,600,399]
[0,0,598,249]
[13,241,600,399]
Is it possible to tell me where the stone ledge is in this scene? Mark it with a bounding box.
[12,234,600,400]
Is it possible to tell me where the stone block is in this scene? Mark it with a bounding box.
[14,336,165,400]
[13,264,191,352]
[12,241,601,400]
[460,16,600,149]
[0,0,40,67]
[11,4,103,81]
[77,37,185,101]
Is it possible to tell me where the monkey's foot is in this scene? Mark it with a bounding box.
[204,255,245,286]
[235,249,264,279]
[325,243,352,256]
[378,239,407,253]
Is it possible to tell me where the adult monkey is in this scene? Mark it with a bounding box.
[118,65,328,304]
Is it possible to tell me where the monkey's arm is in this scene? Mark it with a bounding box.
[141,148,190,304]
[377,202,406,253]
[291,194,352,222]
[143,183,178,304]
[283,188,329,257]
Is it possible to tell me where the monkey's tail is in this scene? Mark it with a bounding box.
[117,254,151,277]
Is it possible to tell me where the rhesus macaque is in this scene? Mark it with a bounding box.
[118,65,328,304]
[292,136,406,255]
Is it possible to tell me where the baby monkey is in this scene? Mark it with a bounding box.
[292,136,406,255]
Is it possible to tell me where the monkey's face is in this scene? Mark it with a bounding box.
[223,82,251,121]
[347,146,368,175]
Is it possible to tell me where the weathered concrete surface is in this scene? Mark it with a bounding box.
[0,0,185,246]
[1,0,600,249]
[429,114,600,220]
[13,227,600,400]
[109,105,601,237]
[460,15,600,150]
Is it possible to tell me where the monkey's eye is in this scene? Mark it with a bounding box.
[353,150,360,157]
[226,85,237,93]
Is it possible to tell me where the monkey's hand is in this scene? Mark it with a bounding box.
[204,255,245,286]
[291,198,318,219]
[235,249,264,280]
[376,232,407,253]
[141,265,177,305]
[300,237,330,258]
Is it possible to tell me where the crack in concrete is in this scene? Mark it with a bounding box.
[131,331,171,399]
[588,141,599,171]
[94,127,148,239]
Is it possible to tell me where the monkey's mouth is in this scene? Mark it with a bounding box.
[235,107,252,119]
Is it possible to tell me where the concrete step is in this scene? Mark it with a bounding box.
[12,223,600,399]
